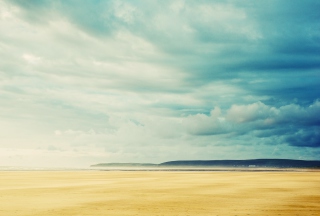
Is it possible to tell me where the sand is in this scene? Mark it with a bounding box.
[0,171,319,216]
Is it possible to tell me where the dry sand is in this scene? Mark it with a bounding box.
[0,171,319,216]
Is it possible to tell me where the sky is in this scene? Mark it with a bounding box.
[0,0,319,167]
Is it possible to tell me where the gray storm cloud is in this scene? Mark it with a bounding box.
[183,101,320,147]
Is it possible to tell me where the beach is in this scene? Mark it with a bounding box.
[1,171,319,216]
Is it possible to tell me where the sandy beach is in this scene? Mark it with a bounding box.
[0,171,319,216]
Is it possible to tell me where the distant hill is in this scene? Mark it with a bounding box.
[91,159,320,168]
[159,159,320,168]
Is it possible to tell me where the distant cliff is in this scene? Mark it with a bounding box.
[91,159,320,168]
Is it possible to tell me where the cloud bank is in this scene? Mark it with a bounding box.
[0,0,319,166]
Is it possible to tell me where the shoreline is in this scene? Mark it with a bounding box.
[1,167,319,172]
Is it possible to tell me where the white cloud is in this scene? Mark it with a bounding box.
[22,53,41,64]
[226,101,274,123]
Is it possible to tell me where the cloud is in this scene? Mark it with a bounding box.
[22,53,41,64]
[183,107,230,135]
[226,102,274,123]
[285,129,320,148]
[182,101,320,147]
[0,0,319,166]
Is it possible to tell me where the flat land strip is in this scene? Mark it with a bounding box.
[0,171,319,216]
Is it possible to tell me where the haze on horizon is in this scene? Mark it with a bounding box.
[0,0,319,167]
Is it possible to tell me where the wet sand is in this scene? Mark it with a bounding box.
[0,171,319,216]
